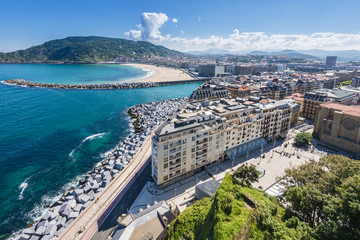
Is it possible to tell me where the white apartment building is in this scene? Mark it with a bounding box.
[151,98,298,186]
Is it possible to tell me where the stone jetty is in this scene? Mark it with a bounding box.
[2,79,204,90]
[11,98,188,240]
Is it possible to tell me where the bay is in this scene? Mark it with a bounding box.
[0,64,200,239]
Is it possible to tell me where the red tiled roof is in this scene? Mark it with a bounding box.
[238,86,250,91]
[260,99,269,104]
[321,102,360,117]
[285,93,304,102]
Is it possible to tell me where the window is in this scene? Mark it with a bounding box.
[183,139,187,144]
[164,145,168,150]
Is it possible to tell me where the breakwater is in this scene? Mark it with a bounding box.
[10,98,187,240]
[2,78,205,89]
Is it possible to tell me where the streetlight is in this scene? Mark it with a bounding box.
[273,139,277,148]
[258,144,264,165]
[173,187,177,206]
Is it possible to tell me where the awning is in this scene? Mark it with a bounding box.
[225,137,267,161]
[279,131,288,138]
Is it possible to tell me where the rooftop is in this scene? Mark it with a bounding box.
[321,102,360,117]
[112,201,175,240]
[307,88,355,100]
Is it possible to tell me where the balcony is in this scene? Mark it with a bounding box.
[196,149,207,156]
[196,155,207,162]
[169,146,181,155]
[169,141,181,148]
[169,159,181,166]
[196,138,208,145]
[169,153,181,161]
[196,143,208,151]
[169,164,181,172]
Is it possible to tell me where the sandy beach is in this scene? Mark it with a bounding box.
[124,63,194,82]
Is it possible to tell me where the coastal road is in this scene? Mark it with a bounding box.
[90,159,151,240]
[59,133,154,240]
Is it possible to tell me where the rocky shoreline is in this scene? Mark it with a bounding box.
[11,97,188,240]
[2,79,204,90]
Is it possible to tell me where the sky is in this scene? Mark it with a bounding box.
[1,0,360,52]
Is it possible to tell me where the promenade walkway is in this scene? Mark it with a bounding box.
[58,134,154,240]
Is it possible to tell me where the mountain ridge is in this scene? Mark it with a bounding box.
[0,36,185,64]
[186,48,360,61]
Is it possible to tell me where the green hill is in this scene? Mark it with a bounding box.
[165,173,312,240]
[166,154,360,240]
[0,36,185,63]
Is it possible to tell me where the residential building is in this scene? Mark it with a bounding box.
[325,56,337,69]
[297,79,317,94]
[189,83,229,101]
[268,83,288,100]
[226,85,251,98]
[303,89,357,120]
[352,76,360,88]
[314,103,360,153]
[318,78,336,89]
[285,93,305,117]
[151,98,299,186]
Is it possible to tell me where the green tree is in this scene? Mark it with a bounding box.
[0,36,186,63]
[221,193,234,215]
[234,164,259,186]
[282,155,360,239]
[295,132,313,146]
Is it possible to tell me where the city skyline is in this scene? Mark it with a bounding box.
[2,0,360,52]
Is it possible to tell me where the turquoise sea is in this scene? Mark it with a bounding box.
[0,64,200,239]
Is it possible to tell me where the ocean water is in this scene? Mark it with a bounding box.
[0,64,200,239]
[0,64,149,84]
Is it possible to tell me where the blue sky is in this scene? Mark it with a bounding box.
[1,0,360,52]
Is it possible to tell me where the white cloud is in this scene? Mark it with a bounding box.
[125,12,170,41]
[125,13,360,52]
[198,16,202,22]
[172,18,178,23]
[164,29,360,52]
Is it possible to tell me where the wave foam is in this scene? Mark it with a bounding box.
[81,132,106,143]
[18,178,29,200]
[69,132,107,161]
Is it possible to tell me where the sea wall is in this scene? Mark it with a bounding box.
[2,79,205,89]
[10,97,188,240]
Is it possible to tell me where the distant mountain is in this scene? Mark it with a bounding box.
[186,48,360,61]
[248,50,321,60]
[249,49,360,61]
[296,49,360,61]
[248,50,269,55]
[0,36,185,63]
[186,48,234,55]
[186,48,320,60]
